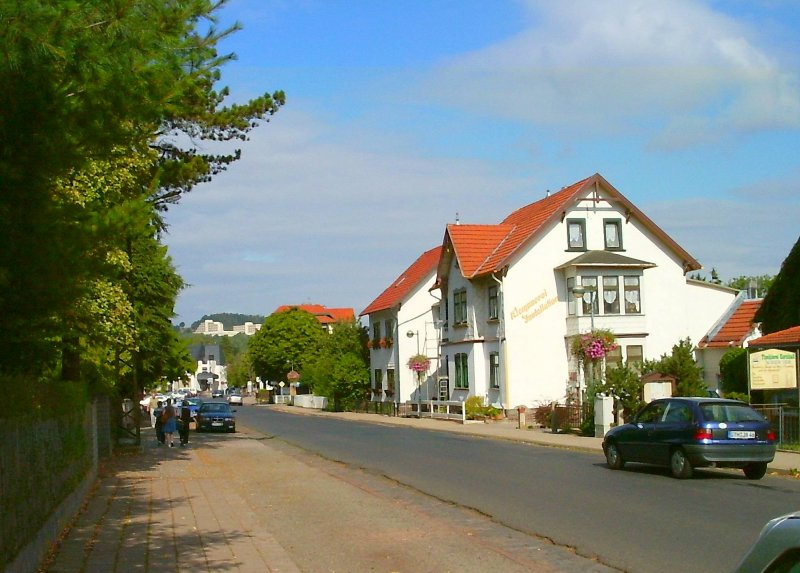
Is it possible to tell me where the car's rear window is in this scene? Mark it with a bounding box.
[201,403,231,413]
[700,403,765,423]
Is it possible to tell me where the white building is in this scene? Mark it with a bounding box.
[365,173,737,410]
[360,247,442,403]
[194,319,262,337]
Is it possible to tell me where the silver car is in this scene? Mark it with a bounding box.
[733,511,800,572]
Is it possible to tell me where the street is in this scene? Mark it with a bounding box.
[237,405,800,573]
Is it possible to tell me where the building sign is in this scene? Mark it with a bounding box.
[749,348,797,390]
[510,289,558,323]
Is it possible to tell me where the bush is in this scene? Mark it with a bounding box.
[464,396,485,419]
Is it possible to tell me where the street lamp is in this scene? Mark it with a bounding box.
[571,285,596,331]
[406,330,419,353]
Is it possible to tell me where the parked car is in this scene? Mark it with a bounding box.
[227,391,243,406]
[195,401,236,432]
[732,511,800,572]
[602,397,776,479]
[211,389,225,398]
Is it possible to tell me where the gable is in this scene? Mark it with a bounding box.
[436,173,700,286]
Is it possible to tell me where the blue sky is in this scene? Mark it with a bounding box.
[164,0,800,325]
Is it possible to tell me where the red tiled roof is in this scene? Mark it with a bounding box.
[360,246,442,316]
[442,173,701,280]
[749,326,800,348]
[699,299,762,348]
[273,304,355,324]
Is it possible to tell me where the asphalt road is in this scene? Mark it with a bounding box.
[236,406,800,573]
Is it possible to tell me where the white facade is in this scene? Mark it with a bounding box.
[367,280,441,403]
[433,175,737,408]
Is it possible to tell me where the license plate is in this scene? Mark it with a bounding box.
[728,430,755,439]
[212,422,223,427]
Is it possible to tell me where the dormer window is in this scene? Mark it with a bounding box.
[604,219,623,250]
[566,219,586,250]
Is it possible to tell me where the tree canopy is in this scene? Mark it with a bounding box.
[247,309,325,383]
[302,321,370,406]
[0,0,283,389]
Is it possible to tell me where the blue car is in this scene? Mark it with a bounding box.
[196,401,236,433]
[602,397,776,479]
[184,398,203,420]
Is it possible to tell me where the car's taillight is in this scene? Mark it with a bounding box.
[767,429,777,442]
[695,428,713,441]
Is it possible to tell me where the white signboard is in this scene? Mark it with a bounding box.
[749,348,797,390]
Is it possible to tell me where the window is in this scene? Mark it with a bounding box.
[454,353,469,389]
[624,276,641,313]
[372,322,381,341]
[604,219,623,250]
[453,289,467,325]
[383,319,394,341]
[489,352,500,388]
[386,369,395,395]
[605,346,622,370]
[637,401,665,423]
[488,286,499,320]
[373,368,382,390]
[566,219,586,250]
[580,277,599,316]
[603,276,620,314]
[626,345,643,366]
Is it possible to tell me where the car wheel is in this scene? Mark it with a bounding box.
[605,442,625,470]
[670,448,693,479]
[743,462,767,480]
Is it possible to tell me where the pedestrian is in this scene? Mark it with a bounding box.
[179,399,191,446]
[162,398,177,448]
[154,400,165,445]
[148,393,159,428]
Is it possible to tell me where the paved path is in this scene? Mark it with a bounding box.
[40,404,799,573]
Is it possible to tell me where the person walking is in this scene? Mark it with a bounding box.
[154,400,165,445]
[162,398,177,448]
[179,400,192,446]
[148,393,159,428]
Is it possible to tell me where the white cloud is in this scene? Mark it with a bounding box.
[164,107,532,322]
[644,178,800,281]
[424,0,800,147]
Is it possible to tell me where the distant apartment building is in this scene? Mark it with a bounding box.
[194,319,262,337]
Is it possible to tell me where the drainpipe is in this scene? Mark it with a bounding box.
[491,271,509,410]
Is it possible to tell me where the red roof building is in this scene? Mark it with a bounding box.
[748,325,800,349]
[273,304,355,332]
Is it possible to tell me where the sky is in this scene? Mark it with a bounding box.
[164,0,800,326]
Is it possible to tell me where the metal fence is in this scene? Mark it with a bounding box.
[751,404,799,446]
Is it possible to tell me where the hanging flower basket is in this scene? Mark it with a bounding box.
[571,329,617,364]
[407,354,431,373]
